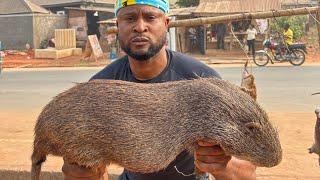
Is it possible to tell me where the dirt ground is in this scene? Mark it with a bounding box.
[1,48,319,68]
[0,109,319,179]
[1,50,110,68]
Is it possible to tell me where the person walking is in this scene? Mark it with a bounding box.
[246,24,257,57]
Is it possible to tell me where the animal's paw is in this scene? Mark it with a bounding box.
[308,147,314,154]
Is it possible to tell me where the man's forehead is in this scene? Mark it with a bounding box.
[117,5,164,16]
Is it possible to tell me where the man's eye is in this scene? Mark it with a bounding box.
[126,17,134,21]
[148,16,156,20]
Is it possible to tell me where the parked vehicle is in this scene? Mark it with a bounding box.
[254,36,307,67]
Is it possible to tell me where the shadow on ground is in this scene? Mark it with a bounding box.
[0,170,119,180]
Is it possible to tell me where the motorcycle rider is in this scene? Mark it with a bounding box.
[276,23,293,60]
[283,23,293,45]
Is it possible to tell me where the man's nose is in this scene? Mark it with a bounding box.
[133,18,148,33]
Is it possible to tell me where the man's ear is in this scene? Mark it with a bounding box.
[165,16,170,28]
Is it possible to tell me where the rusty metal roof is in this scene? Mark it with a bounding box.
[194,0,281,16]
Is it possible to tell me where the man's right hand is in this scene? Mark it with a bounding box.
[62,161,107,180]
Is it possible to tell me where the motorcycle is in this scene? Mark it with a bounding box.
[254,36,307,67]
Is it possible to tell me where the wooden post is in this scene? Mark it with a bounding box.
[202,25,207,55]
[317,1,320,47]
[229,23,233,51]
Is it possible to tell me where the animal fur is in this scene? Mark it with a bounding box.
[31,78,282,180]
[309,107,320,165]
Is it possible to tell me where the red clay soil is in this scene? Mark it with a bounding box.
[2,50,110,68]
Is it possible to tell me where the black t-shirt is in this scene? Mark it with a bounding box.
[90,50,221,180]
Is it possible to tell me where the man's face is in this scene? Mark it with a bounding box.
[117,5,169,61]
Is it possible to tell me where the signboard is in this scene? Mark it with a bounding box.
[84,35,104,61]
[88,35,103,58]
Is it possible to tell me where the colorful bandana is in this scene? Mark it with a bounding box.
[115,0,170,16]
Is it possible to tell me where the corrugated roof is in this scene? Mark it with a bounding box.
[0,0,50,15]
[30,0,114,6]
[194,0,281,16]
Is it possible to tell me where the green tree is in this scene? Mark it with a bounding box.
[175,0,200,7]
[270,15,308,41]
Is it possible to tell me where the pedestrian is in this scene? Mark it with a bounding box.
[215,23,227,50]
[246,24,257,57]
[188,27,197,52]
[62,1,257,180]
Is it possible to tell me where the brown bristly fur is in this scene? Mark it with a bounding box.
[31,78,282,180]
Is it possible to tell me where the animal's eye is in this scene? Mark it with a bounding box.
[245,122,261,130]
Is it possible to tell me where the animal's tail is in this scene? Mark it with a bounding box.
[31,147,47,180]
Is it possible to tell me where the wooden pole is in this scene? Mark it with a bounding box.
[104,7,320,34]
[317,1,320,47]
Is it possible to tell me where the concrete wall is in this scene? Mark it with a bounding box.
[0,15,33,50]
[0,14,67,50]
[33,14,67,49]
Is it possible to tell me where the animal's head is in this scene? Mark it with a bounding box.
[315,107,320,119]
[199,78,282,168]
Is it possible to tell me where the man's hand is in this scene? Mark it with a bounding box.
[194,140,256,180]
[62,161,107,180]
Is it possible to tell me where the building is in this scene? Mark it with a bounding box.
[30,0,115,48]
[0,0,67,50]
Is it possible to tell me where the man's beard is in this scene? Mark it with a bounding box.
[120,33,167,61]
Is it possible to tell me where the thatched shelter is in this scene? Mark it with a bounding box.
[185,0,281,54]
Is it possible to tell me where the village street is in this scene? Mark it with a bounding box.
[1,65,320,179]
[0,65,319,112]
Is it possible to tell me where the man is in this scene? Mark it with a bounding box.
[188,27,197,52]
[283,23,293,45]
[62,1,257,180]
[215,23,227,50]
[245,24,257,57]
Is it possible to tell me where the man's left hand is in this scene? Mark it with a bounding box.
[194,140,256,180]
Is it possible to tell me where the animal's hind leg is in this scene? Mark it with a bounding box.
[31,149,47,180]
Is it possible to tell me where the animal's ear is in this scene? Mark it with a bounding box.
[245,122,261,130]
